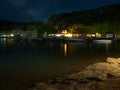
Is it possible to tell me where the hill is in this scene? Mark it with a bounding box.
[0,20,43,31]
[49,3,120,34]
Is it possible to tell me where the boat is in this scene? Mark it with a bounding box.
[92,38,113,44]
[64,36,85,42]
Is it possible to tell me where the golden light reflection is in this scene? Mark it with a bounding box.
[7,38,14,46]
[64,43,67,56]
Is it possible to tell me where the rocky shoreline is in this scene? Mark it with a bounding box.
[29,57,120,90]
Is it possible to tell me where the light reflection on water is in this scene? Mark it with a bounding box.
[0,38,14,47]
[0,38,120,89]
[64,43,67,56]
[0,38,7,47]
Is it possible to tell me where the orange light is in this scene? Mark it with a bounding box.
[64,34,72,37]
[64,44,67,56]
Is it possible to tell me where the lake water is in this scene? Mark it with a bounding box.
[0,38,120,90]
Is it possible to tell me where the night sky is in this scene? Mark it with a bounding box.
[0,0,120,22]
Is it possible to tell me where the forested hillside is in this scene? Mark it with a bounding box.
[49,4,120,34]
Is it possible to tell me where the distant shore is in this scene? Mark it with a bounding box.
[29,57,120,90]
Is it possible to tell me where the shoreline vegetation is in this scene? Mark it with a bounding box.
[29,57,120,90]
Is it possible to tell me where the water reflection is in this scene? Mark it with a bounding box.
[106,43,109,54]
[0,38,14,48]
[0,38,7,47]
[1,40,120,90]
[64,43,67,56]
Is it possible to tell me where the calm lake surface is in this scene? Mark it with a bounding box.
[0,38,120,90]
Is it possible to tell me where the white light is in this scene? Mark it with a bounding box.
[92,34,95,37]
[10,34,14,37]
[55,34,62,37]
[3,34,6,37]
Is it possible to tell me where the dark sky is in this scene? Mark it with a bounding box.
[0,0,120,22]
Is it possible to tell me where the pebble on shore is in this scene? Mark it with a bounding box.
[29,57,120,90]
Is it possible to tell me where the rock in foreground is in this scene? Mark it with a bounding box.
[30,57,120,90]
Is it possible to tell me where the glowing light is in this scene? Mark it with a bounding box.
[62,30,67,34]
[64,44,67,56]
[91,34,95,37]
[10,34,14,37]
[64,34,72,37]
[86,33,91,37]
[3,34,6,37]
[55,34,62,37]
[96,33,101,37]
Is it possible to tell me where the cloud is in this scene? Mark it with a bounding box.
[9,0,27,7]
[0,0,120,22]
[26,9,39,18]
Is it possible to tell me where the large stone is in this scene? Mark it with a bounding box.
[68,57,120,80]
[107,57,120,65]
[30,57,120,90]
